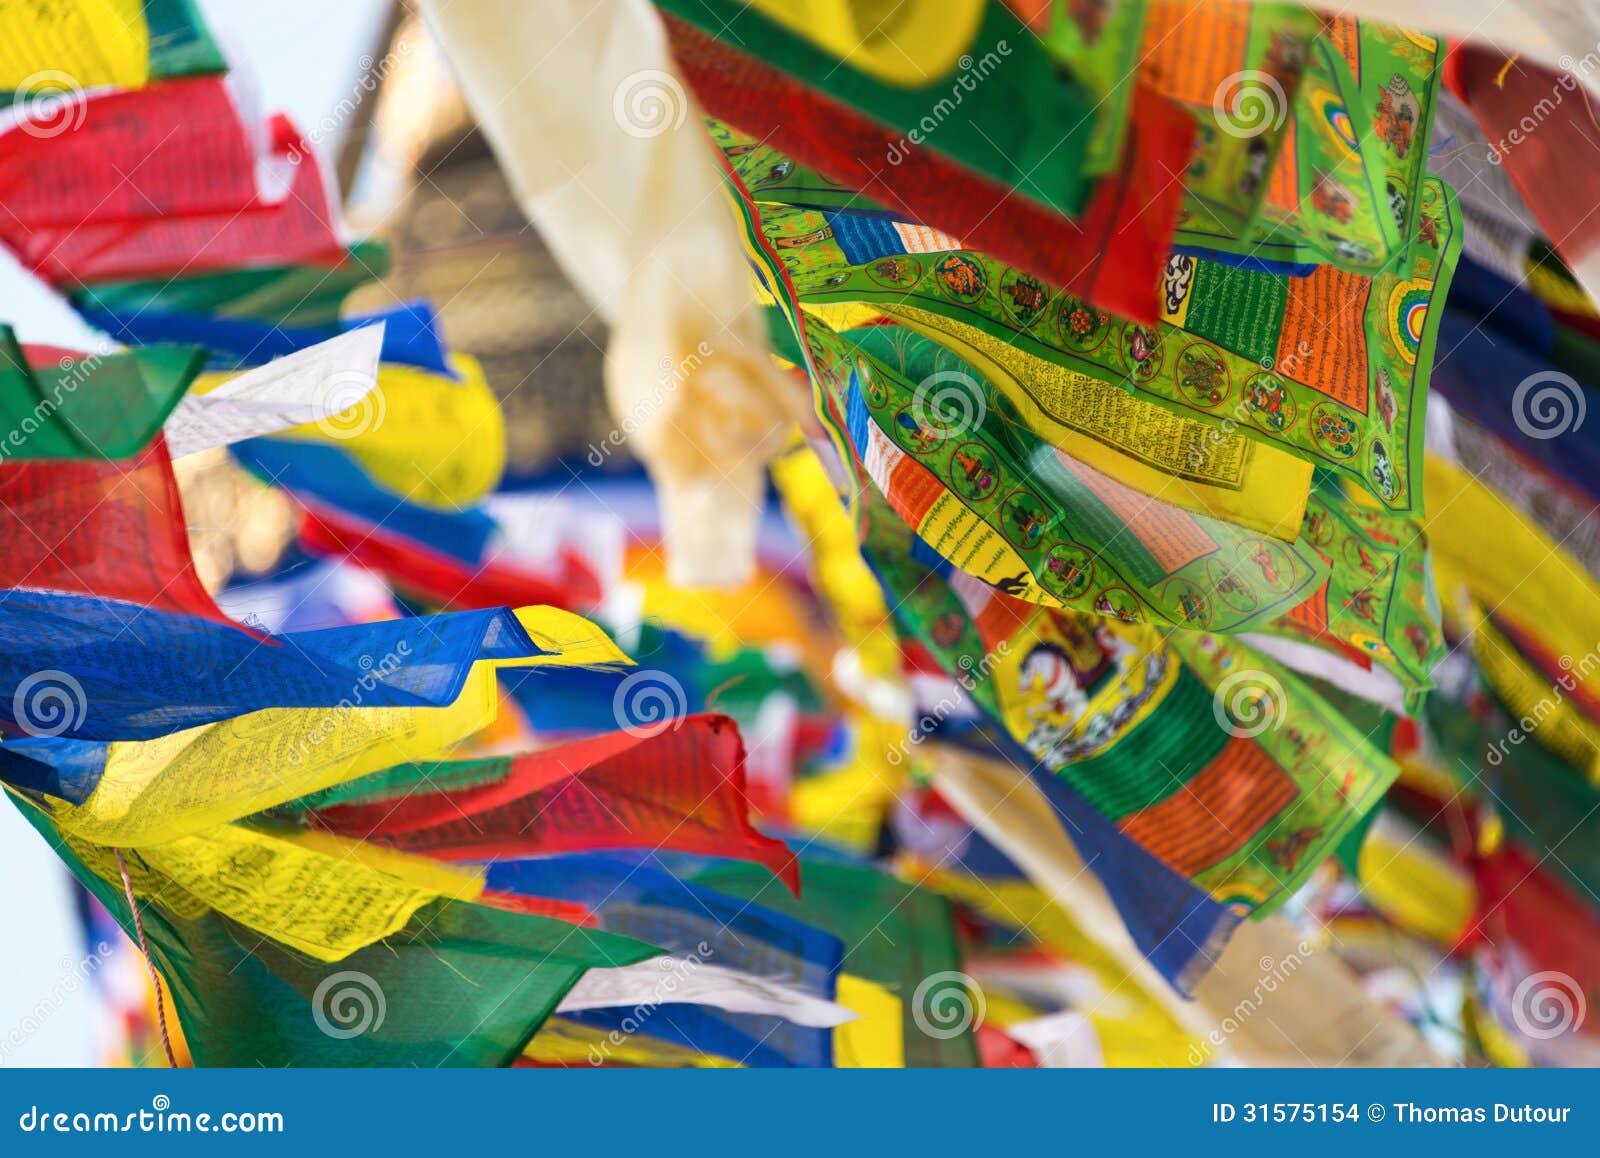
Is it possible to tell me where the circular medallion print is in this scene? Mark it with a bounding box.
[1176,343,1231,409]
[1092,585,1142,624]
[1119,323,1164,382]
[1042,543,1094,601]
[1000,489,1050,550]
[1242,371,1296,431]
[1310,403,1361,460]
[998,268,1051,330]
[1206,557,1260,614]
[932,253,988,303]
[948,441,999,502]
[1055,297,1111,353]
[1387,277,1430,365]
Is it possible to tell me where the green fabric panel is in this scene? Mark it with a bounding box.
[270,756,513,815]
[1180,262,1289,367]
[845,324,1170,587]
[1550,321,1600,390]
[1335,804,1380,877]
[1429,694,1600,903]
[1056,665,1229,819]
[0,331,204,459]
[143,0,227,78]
[1528,239,1574,283]
[702,643,826,715]
[72,241,392,329]
[1309,676,1400,748]
[1037,0,1145,176]
[765,304,806,365]
[696,859,980,1067]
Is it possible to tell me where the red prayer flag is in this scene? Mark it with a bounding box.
[666,14,1190,324]
[310,713,800,891]
[297,502,603,613]
[0,77,259,229]
[0,437,251,630]
[1449,49,1600,301]
[0,78,343,286]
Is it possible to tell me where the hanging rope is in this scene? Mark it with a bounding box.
[114,848,178,1068]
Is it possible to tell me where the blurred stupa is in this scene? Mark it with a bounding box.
[184,6,625,593]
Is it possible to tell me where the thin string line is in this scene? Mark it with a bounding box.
[114,848,179,1069]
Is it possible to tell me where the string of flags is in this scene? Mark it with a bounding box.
[0,0,1597,1068]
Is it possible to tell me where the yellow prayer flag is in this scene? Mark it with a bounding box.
[137,824,485,962]
[277,354,506,509]
[0,0,148,91]
[832,974,905,1067]
[746,0,985,86]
